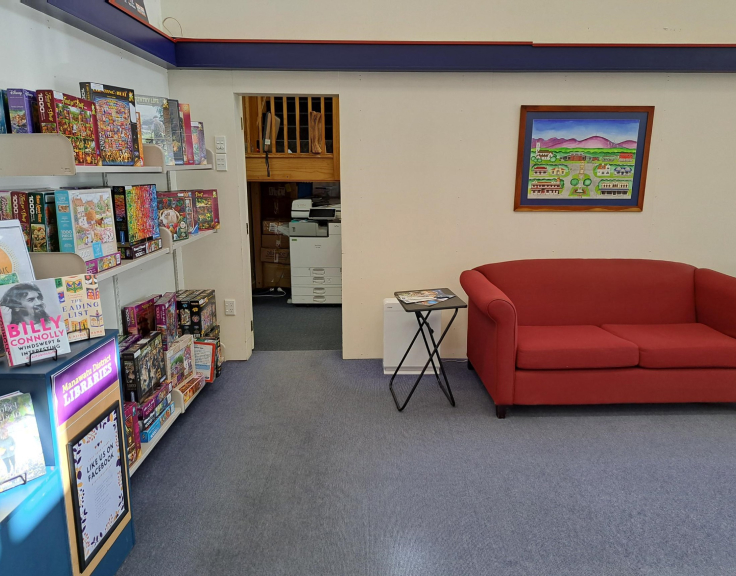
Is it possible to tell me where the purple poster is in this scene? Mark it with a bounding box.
[53,339,119,425]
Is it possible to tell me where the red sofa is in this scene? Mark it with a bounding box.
[460,259,736,418]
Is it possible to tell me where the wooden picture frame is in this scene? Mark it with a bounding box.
[514,105,654,212]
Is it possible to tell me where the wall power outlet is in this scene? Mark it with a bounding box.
[224,299,236,316]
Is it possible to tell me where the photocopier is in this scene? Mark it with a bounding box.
[288,199,342,304]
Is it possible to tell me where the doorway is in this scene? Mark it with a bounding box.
[243,95,342,351]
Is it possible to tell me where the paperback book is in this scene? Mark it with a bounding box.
[80,82,141,166]
[37,90,101,167]
[55,188,117,262]
[135,95,175,166]
[0,392,46,492]
[55,275,105,342]
[0,279,71,367]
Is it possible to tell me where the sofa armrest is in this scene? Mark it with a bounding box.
[460,270,517,325]
[460,270,518,407]
[695,268,736,339]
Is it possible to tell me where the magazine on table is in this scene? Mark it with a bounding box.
[396,289,453,306]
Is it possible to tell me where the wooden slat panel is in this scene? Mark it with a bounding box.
[320,97,326,155]
[281,96,287,154]
[246,155,337,181]
[270,96,276,152]
[295,96,300,154]
[333,96,340,180]
[250,182,263,288]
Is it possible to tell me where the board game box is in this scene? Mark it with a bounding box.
[154,292,177,350]
[55,188,117,262]
[11,192,30,249]
[178,103,195,165]
[85,252,121,275]
[176,289,216,337]
[0,192,12,220]
[176,374,205,404]
[140,402,175,443]
[165,334,195,387]
[141,394,172,430]
[123,295,159,336]
[37,90,101,167]
[136,95,175,166]
[123,401,141,467]
[43,191,59,252]
[7,89,40,133]
[138,380,173,420]
[191,122,202,166]
[120,237,163,260]
[112,184,161,246]
[157,191,193,241]
[26,191,48,252]
[167,98,185,165]
[121,331,166,402]
[195,122,207,164]
[194,189,220,231]
[55,274,105,342]
[0,90,9,134]
[80,82,142,166]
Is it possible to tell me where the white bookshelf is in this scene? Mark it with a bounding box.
[1,135,219,479]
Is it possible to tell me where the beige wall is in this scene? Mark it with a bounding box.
[168,70,736,359]
[160,0,736,43]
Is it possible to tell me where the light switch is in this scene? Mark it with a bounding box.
[215,136,227,153]
[216,154,228,171]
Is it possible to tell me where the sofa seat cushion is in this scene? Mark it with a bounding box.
[516,325,640,370]
[601,323,736,368]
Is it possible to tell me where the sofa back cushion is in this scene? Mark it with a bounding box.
[476,259,696,326]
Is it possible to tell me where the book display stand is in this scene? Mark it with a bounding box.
[0,332,132,576]
[26,346,59,367]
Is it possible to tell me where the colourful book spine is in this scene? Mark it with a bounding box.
[0,90,9,134]
[54,190,76,254]
[43,192,59,252]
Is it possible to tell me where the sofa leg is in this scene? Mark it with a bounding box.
[495,405,507,419]
[467,359,474,371]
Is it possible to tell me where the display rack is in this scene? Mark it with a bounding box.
[0,135,218,481]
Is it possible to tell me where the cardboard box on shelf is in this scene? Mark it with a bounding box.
[260,248,290,264]
[262,220,290,236]
[261,235,290,249]
[262,263,291,288]
[261,185,294,218]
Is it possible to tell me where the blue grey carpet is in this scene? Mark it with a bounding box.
[117,351,736,576]
[252,290,342,350]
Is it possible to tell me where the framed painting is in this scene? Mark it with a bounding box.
[514,105,654,211]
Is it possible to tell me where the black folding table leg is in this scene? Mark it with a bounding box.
[417,309,458,407]
[388,308,459,411]
[388,312,436,411]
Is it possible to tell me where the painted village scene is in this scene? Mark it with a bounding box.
[528,118,640,199]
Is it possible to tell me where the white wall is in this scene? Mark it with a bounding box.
[0,0,173,334]
[160,0,736,43]
[168,69,736,359]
